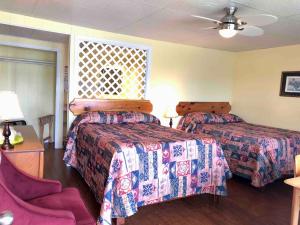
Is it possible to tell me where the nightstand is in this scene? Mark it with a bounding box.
[2,125,44,178]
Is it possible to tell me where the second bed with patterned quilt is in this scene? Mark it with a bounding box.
[64,111,231,225]
[177,112,300,188]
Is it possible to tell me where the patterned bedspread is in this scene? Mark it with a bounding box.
[182,122,300,187]
[64,112,231,225]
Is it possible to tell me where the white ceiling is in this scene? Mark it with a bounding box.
[0,0,300,51]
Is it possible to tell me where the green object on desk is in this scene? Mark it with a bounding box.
[0,134,24,145]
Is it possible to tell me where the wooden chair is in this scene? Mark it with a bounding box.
[38,115,54,144]
[285,155,300,225]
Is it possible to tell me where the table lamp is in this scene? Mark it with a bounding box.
[0,91,24,150]
[164,107,178,128]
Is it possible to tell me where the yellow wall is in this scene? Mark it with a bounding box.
[146,41,235,125]
[232,44,300,131]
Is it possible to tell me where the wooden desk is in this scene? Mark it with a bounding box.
[2,125,44,178]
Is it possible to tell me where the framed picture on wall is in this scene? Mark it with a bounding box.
[280,71,300,97]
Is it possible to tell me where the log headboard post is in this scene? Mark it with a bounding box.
[176,102,231,116]
[69,98,153,116]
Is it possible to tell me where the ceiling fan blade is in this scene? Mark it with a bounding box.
[201,26,218,30]
[239,14,278,26]
[238,25,264,37]
[191,15,221,24]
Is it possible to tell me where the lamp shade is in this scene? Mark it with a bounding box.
[164,107,178,118]
[0,91,24,121]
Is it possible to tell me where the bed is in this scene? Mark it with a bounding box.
[64,99,231,225]
[176,101,300,188]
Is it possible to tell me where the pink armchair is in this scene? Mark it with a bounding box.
[0,152,96,225]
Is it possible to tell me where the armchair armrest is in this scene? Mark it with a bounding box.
[0,181,76,225]
[1,153,62,200]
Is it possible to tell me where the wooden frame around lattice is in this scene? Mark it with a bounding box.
[75,37,151,100]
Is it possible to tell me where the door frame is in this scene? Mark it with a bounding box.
[0,40,63,148]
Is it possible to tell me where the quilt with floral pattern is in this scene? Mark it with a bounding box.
[64,112,231,225]
[179,121,300,187]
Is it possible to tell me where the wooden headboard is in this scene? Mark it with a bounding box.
[176,102,231,116]
[69,98,153,116]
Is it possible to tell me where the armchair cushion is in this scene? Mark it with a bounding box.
[28,187,96,225]
[0,153,96,225]
[0,179,76,225]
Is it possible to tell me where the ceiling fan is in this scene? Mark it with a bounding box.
[192,6,278,38]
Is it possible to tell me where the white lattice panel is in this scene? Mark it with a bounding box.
[76,38,150,99]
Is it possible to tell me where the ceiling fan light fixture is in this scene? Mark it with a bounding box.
[192,5,272,39]
[219,28,238,38]
[219,23,238,38]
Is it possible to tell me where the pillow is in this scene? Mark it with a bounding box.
[72,111,160,127]
[177,112,223,130]
[220,113,244,123]
[101,111,161,124]
[177,112,244,130]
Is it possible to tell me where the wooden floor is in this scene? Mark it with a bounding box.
[44,144,293,225]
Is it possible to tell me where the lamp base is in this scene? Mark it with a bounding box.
[169,118,173,128]
[1,122,14,151]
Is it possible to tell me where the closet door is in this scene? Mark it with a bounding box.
[0,46,56,138]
